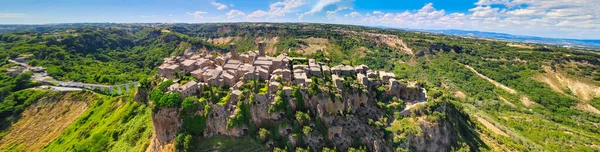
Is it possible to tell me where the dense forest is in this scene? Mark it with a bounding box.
[0,23,599,151]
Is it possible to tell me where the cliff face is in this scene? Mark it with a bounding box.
[145,79,427,151]
[205,104,246,137]
[409,120,452,152]
[147,108,180,152]
[134,88,149,103]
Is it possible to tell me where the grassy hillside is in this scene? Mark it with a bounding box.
[0,91,91,151]
[43,92,153,151]
[0,90,153,152]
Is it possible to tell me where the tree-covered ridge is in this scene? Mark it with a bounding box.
[0,27,224,85]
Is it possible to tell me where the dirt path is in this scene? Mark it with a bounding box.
[474,115,508,137]
[498,95,516,108]
[454,91,467,99]
[463,64,517,94]
[520,96,536,107]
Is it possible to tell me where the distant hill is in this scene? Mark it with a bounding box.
[422,29,600,49]
[372,26,600,49]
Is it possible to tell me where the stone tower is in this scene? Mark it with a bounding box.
[230,43,239,59]
[258,41,266,56]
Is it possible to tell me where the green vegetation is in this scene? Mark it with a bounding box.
[0,27,223,85]
[592,98,600,110]
[191,135,267,151]
[43,93,153,152]
[0,90,49,138]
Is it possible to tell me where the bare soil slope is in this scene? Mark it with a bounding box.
[0,91,93,151]
[536,66,600,114]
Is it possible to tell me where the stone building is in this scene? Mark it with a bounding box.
[181,59,198,73]
[158,64,180,79]
[332,74,344,90]
[177,80,199,99]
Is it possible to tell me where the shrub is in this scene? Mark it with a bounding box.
[157,92,181,108]
[157,79,174,91]
[181,96,199,114]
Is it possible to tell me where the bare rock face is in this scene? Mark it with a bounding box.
[342,92,368,113]
[304,131,325,150]
[409,121,452,152]
[149,108,181,152]
[205,104,245,137]
[386,83,426,102]
[134,88,149,103]
[250,94,279,126]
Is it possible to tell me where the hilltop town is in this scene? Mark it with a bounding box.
[151,41,426,151]
[158,41,424,104]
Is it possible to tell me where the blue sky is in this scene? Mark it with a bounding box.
[1,0,599,39]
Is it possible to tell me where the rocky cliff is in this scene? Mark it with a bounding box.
[147,108,180,152]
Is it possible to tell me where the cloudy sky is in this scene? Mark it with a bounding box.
[1,0,599,39]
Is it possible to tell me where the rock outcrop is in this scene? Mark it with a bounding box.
[148,108,180,152]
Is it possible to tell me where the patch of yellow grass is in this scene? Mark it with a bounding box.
[206,36,238,45]
[297,37,328,55]
[454,91,466,99]
[535,66,600,102]
[520,96,536,107]
[507,43,534,49]
[0,92,91,151]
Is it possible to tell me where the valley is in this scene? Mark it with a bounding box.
[0,23,599,151]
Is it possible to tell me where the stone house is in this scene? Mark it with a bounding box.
[177,80,199,99]
[379,71,396,82]
[202,68,223,82]
[273,54,290,69]
[190,69,204,80]
[222,71,237,87]
[293,72,309,87]
[223,60,241,71]
[230,90,243,103]
[269,81,280,95]
[254,57,274,72]
[321,65,331,76]
[158,63,180,79]
[332,74,344,90]
[357,73,369,87]
[256,66,270,81]
[355,64,369,74]
[181,59,197,72]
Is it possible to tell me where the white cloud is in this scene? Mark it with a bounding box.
[186,11,208,19]
[212,2,228,10]
[325,7,351,19]
[346,11,361,17]
[469,5,499,17]
[0,13,25,18]
[247,0,309,19]
[226,10,246,18]
[344,1,600,39]
[299,0,343,19]
[247,10,270,18]
[507,8,542,16]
